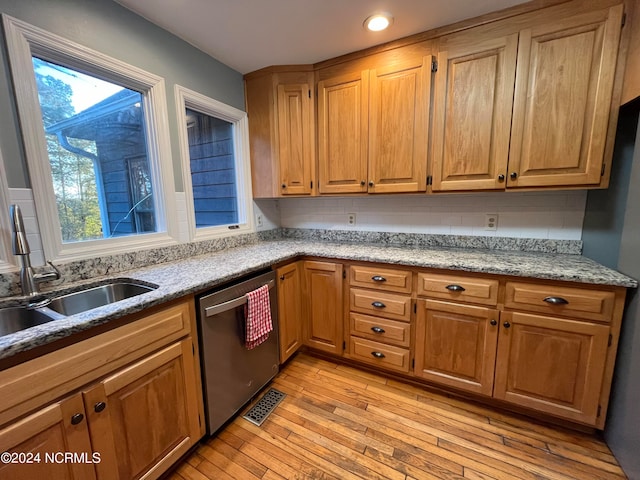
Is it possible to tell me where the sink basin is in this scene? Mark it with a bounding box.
[0,306,63,338]
[47,281,158,316]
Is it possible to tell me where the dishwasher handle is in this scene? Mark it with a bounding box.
[204,279,275,317]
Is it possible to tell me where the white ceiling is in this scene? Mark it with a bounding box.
[115,0,530,74]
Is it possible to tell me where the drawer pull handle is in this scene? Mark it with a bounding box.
[371,275,387,282]
[371,326,386,334]
[94,402,106,413]
[543,296,569,305]
[490,319,497,326]
[371,301,386,308]
[70,413,84,425]
[371,351,386,359]
[446,284,466,292]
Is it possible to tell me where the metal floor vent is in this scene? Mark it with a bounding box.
[242,388,286,426]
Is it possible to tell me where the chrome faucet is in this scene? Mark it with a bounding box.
[10,204,61,297]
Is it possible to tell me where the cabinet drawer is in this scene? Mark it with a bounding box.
[350,313,411,347]
[505,282,615,322]
[417,273,498,306]
[350,288,412,321]
[349,337,411,373]
[350,265,412,293]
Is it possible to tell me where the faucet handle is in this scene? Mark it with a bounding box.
[35,261,62,283]
[45,261,62,281]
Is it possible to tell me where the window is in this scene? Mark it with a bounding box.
[175,85,253,239]
[3,15,177,261]
[0,147,15,273]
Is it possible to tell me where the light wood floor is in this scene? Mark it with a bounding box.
[170,353,626,480]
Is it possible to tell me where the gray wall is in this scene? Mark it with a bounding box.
[0,0,245,190]
[583,99,640,478]
[581,104,639,268]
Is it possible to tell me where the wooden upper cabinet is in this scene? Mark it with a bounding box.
[277,83,314,195]
[317,71,369,193]
[508,5,624,188]
[368,57,431,193]
[245,68,315,197]
[431,33,518,192]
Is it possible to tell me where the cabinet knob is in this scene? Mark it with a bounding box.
[281,183,286,189]
[279,275,285,281]
[371,301,386,308]
[70,413,84,425]
[498,174,505,182]
[360,180,366,186]
[503,321,511,328]
[510,172,518,180]
[445,284,465,292]
[369,181,374,187]
[543,296,569,305]
[490,319,497,326]
[371,351,386,359]
[371,326,386,334]
[94,402,106,413]
[371,275,386,282]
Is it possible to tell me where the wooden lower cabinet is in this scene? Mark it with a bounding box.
[415,299,499,396]
[302,261,344,354]
[494,311,610,425]
[277,262,303,363]
[0,299,204,480]
[0,394,96,480]
[85,339,202,480]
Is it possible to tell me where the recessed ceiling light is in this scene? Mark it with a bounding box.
[364,12,393,32]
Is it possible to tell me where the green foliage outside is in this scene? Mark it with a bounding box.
[33,58,103,242]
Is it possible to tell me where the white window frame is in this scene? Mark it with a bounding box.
[174,84,254,240]
[0,147,16,273]
[2,15,178,262]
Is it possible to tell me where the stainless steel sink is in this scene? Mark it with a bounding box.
[47,281,158,316]
[0,306,64,338]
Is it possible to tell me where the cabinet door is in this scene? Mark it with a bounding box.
[0,394,96,480]
[317,71,369,193]
[85,339,202,480]
[431,34,518,191]
[494,312,609,424]
[277,262,303,363]
[277,83,314,195]
[415,300,499,396]
[368,57,431,193]
[303,261,344,354]
[508,5,623,188]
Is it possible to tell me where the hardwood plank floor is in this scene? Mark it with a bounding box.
[170,353,626,480]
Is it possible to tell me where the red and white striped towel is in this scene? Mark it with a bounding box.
[245,284,273,350]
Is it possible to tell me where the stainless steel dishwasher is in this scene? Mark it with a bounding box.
[197,270,279,434]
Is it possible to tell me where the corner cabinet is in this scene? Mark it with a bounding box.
[245,67,316,197]
[0,298,205,480]
[432,3,625,192]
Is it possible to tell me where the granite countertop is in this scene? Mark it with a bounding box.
[0,238,636,362]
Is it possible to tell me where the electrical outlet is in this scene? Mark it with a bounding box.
[256,214,263,227]
[485,213,498,231]
[347,213,356,226]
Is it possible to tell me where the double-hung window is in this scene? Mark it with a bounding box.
[3,15,177,262]
[175,85,253,239]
